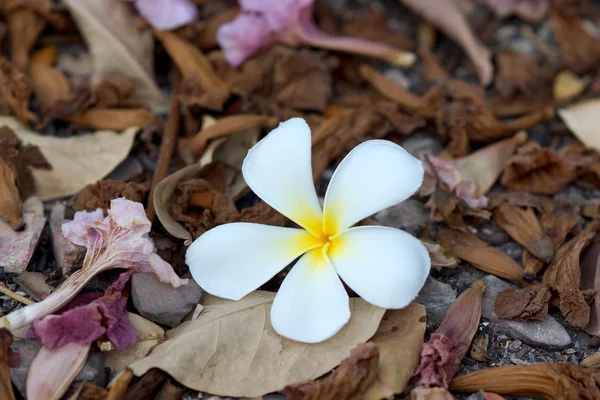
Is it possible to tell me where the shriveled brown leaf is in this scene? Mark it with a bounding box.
[68,108,155,131]
[73,177,150,212]
[343,10,414,50]
[68,382,108,400]
[581,352,600,368]
[283,343,380,400]
[364,304,427,400]
[487,191,555,213]
[450,363,600,400]
[469,332,493,362]
[0,157,23,230]
[129,291,385,398]
[0,116,137,200]
[64,0,168,112]
[0,56,36,124]
[493,204,553,262]
[494,50,553,99]
[495,285,551,321]
[427,185,491,229]
[501,141,576,194]
[436,228,523,281]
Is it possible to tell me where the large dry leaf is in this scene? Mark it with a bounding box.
[129,291,385,398]
[0,117,137,200]
[64,0,168,113]
[364,303,426,400]
[558,99,600,153]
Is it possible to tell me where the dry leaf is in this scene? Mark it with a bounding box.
[450,363,600,399]
[501,141,576,194]
[128,291,385,398]
[581,352,600,368]
[74,178,150,213]
[68,109,155,131]
[0,157,23,229]
[494,50,553,99]
[436,228,523,282]
[0,56,36,124]
[487,191,555,214]
[64,0,168,113]
[29,63,72,108]
[364,304,426,400]
[495,284,551,321]
[493,204,553,262]
[558,99,600,153]
[399,0,493,84]
[469,332,493,362]
[554,70,589,101]
[283,343,380,400]
[551,8,600,75]
[420,241,460,270]
[581,238,600,336]
[0,329,15,400]
[105,313,165,374]
[0,116,137,200]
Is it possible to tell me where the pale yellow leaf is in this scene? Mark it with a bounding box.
[105,313,165,374]
[364,303,426,400]
[553,70,589,101]
[558,99,600,153]
[129,291,385,398]
[64,0,168,113]
[0,116,137,200]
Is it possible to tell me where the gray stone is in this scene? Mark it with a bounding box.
[482,276,571,349]
[400,134,443,159]
[10,340,106,397]
[375,199,429,235]
[415,277,457,328]
[132,273,203,327]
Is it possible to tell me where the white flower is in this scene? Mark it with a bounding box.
[186,118,430,343]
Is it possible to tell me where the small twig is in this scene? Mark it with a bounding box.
[147,71,181,223]
[0,285,34,306]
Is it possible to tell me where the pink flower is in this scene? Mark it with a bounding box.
[128,0,198,30]
[2,198,187,330]
[217,0,415,67]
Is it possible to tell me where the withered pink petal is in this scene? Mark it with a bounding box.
[240,0,313,31]
[109,198,149,230]
[217,13,275,67]
[61,208,103,247]
[131,0,198,30]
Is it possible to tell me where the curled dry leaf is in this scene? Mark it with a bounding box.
[493,204,553,262]
[128,291,385,398]
[283,343,380,400]
[413,281,486,389]
[64,0,168,113]
[74,178,150,213]
[0,329,15,400]
[0,116,137,200]
[427,185,491,230]
[494,50,553,99]
[501,141,576,194]
[581,239,600,336]
[436,228,523,282]
[558,99,600,154]
[364,303,427,400]
[399,0,493,84]
[551,8,600,75]
[0,157,23,230]
[495,284,551,322]
[487,191,555,214]
[450,363,600,400]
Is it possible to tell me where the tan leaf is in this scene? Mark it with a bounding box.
[105,313,165,374]
[551,8,600,75]
[558,99,600,153]
[363,304,426,400]
[469,332,493,362]
[29,63,72,108]
[554,70,589,101]
[0,157,23,230]
[436,228,523,282]
[494,50,552,99]
[67,108,155,131]
[0,116,137,200]
[63,0,168,113]
[128,291,385,398]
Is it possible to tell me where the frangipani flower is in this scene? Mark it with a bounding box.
[186,118,430,343]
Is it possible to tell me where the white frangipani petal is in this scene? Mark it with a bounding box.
[242,118,324,237]
[270,248,350,343]
[186,223,322,301]
[323,140,424,235]
[328,226,430,309]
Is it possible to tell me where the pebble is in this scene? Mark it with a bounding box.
[374,199,429,236]
[400,134,443,159]
[507,340,522,352]
[131,273,203,327]
[10,340,106,397]
[475,222,510,246]
[415,276,457,328]
[482,276,572,349]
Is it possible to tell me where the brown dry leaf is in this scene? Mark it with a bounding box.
[0,56,36,124]
[228,201,287,227]
[399,0,493,84]
[494,50,553,99]
[155,29,228,111]
[64,0,168,113]
[363,304,426,400]
[554,70,589,101]
[29,53,72,108]
[0,116,137,200]
[487,191,555,213]
[68,108,155,131]
[436,228,523,282]
[68,382,108,400]
[495,284,551,321]
[105,313,165,374]
[551,8,600,75]
[73,178,150,212]
[427,184,491,229]
[501,141,576,194]
[342,10,414,50]
[450,363,600,399]
[283,343,380,400]
[469,332,493,362]
[543,220,600,328]
[0,157,23,230]
[581,352,600,368]
[558,99,600,153]
[0,329,15,400]
[581,238,600,336]
[493,204,553,262]
[128,291,385,398]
